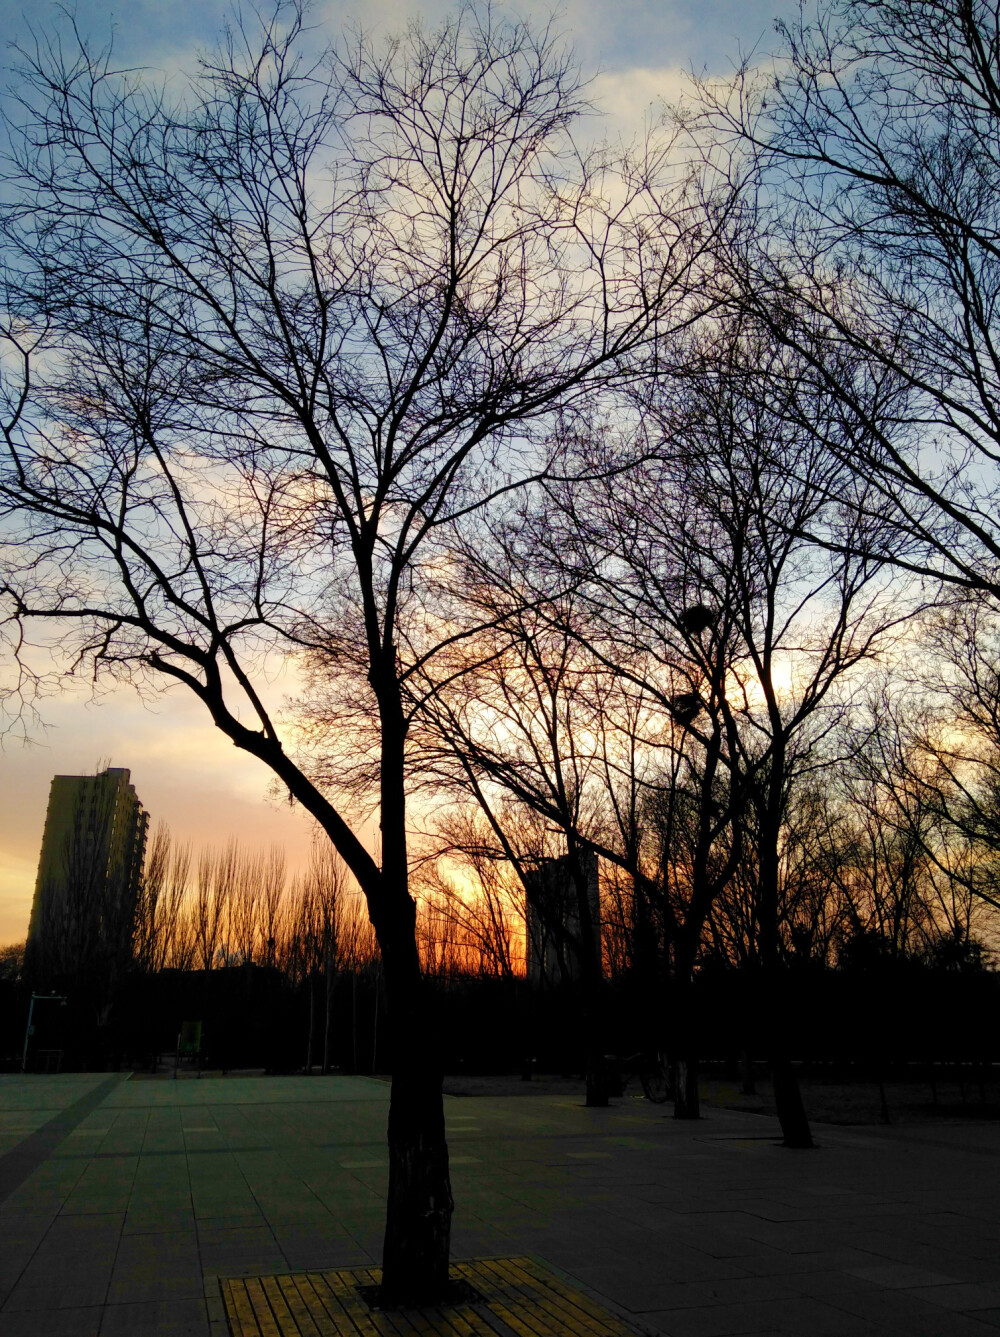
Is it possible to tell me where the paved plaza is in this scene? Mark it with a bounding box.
[0,1073,999,1335]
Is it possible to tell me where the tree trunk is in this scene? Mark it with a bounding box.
[322,961,333,1075]
[671,972,701,1119]
[377,931,454,1302]
[580,973,609,1107]
[569,848,609,1108]
[351,971,358,1073]
[673,1054,701,1119]
[372,971,379,1075]
[772,1054,813,1148]
[741,1044,756,1095]
[382,1063,453,1304]
[305,975,315,1075]
[374,683,454,1303]
[585,1047,610,1106]
[756,738,813,1150]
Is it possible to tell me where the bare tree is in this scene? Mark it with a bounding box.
[695,0,1000,602]
[837,663,1000,966]
[416,812,524,980]
[301,842,348,1074]
[492,307,907,1140]
[0,942,25,985]
[191,848,227,972]
[407,580,644,1103]
[0,3,715,1295]
[135,822,191,974]
[629,312,907,1143]
[259,847,287,972]
[228,846,264,967]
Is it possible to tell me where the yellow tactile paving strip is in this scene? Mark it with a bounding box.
[221,1255,640,1336]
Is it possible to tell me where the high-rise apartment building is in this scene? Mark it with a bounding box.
[26,767,149,988]
[525,850,601,984]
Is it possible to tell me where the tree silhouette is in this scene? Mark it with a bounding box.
[0,2,717,1298]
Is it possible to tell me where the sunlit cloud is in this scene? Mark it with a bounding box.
[592,65,692,139]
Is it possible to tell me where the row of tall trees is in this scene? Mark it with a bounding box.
[5,0,1000,1300]
[131,829,520,985]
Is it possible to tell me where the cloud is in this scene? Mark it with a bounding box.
[316,0,455,35]
[592,64,693,138]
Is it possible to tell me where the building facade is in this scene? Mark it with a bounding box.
[26,767,149,989]
[525,849,600,985]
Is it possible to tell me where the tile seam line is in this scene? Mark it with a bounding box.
[97,1099,143,1336]
[188,1113,214,1337]
[227,1138,292,1279]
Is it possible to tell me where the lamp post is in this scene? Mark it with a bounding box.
[21,992,67,1073]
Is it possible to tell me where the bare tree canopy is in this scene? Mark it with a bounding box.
[0,0,720,1300]
[693,0,1000,594]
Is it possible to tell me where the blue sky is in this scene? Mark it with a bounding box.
[5,1,792,80]
[0,0,797,943]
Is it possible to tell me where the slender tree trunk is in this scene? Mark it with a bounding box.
[672,975,701,1119]
[374,679,453,1303]
[668,723,731,1123]
[671,1057,700,1117]
[570,850,609,1107]
[372,970,378,1074]
[322,960,333,1075]
[757,762,814,1149]
[741,1044,756,1095]
[305,974,314,1076]
[352,970,358,1074]
[771,1053,813,1146]
[741,975,757,1093]
[584,1021,609,1106]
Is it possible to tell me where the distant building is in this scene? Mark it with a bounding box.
[26,767,149,989]
[525,850,600,984]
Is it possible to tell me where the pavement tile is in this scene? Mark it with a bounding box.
[685,1277,803,1308]
[106,1231,203,1305]
[123,1209,196,1235]
[780,1269,885,1298]
[902,1284,1000,1312]
[608,1280,718,1314]
[903,1278,1000,1310]
[196,1223,287,1277]
[192,1211,265,1231]
[2,1274,111,1312]
[845,1235,971,1270]
[737,1246,888,1278]
[98,1298,208,1336]
[0,1306,102,1336]
[829,1286,1000,1334]
[847,1264,962,1288]
[651,1295,888,1336]
[961,1264,1000,1287]
[279,1241,372,1269]
[640,1302,797,1336]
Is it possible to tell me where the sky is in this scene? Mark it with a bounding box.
[0,0,797,945]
